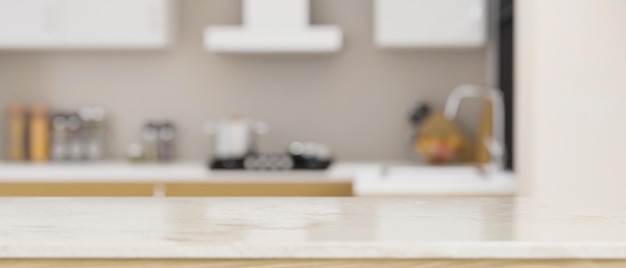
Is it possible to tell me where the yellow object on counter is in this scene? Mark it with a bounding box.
[414,112,470,164]
[7,105,26,161]
[29,105,50,162]
[414,99,497,165]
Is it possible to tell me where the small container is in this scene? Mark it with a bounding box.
[126,143,144,163]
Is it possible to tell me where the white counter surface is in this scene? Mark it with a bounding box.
[0,162,360,182]
[1,197,626,259]
[0,162,516,196]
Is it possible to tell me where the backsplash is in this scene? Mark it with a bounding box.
[0,0,487,161]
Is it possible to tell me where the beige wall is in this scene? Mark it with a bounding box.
[0,0,487,161]
[516,0,626,199]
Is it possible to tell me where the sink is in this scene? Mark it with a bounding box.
[354,165,516,196]
[384,165,487,183]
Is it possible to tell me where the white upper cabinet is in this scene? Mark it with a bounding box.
[0,0,173,49]
[61,0,172,48]
[0,0,60,47]
[375,0,487,48]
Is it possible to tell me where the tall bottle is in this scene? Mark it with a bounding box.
[66,113,83,161]
[50,113,69,161]
[7,104,26,161]
[141,122,159,162]
[78,106,106,161]
[158,122,176,162]
[29,105,50,162]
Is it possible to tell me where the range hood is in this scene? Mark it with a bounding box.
[204,0,342,53]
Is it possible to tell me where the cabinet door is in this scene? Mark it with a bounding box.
[60,0,171,48]
[375,0,486,48]
[0,0,60,48]
[0,183,155,197]
[165,182,353,197]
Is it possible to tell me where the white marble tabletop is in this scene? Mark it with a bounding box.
[1,197,626,259]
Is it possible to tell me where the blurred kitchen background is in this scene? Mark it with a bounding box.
[0,0,504,162]
[18,0,626,199]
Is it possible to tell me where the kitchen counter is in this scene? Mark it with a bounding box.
[2,197,626,264]
[0,162,357,182]
[0,162,516,196]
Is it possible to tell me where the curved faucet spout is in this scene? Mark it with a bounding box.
[444,84,507,174]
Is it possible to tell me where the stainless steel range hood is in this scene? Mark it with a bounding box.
[204,0,343,53]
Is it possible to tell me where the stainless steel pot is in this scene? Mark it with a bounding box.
[203,117,268,160]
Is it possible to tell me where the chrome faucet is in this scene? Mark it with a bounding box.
[443,84,507,174]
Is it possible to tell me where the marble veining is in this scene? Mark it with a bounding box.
[1,198,626,259]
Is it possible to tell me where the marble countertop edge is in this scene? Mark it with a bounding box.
[3,242,626,259]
